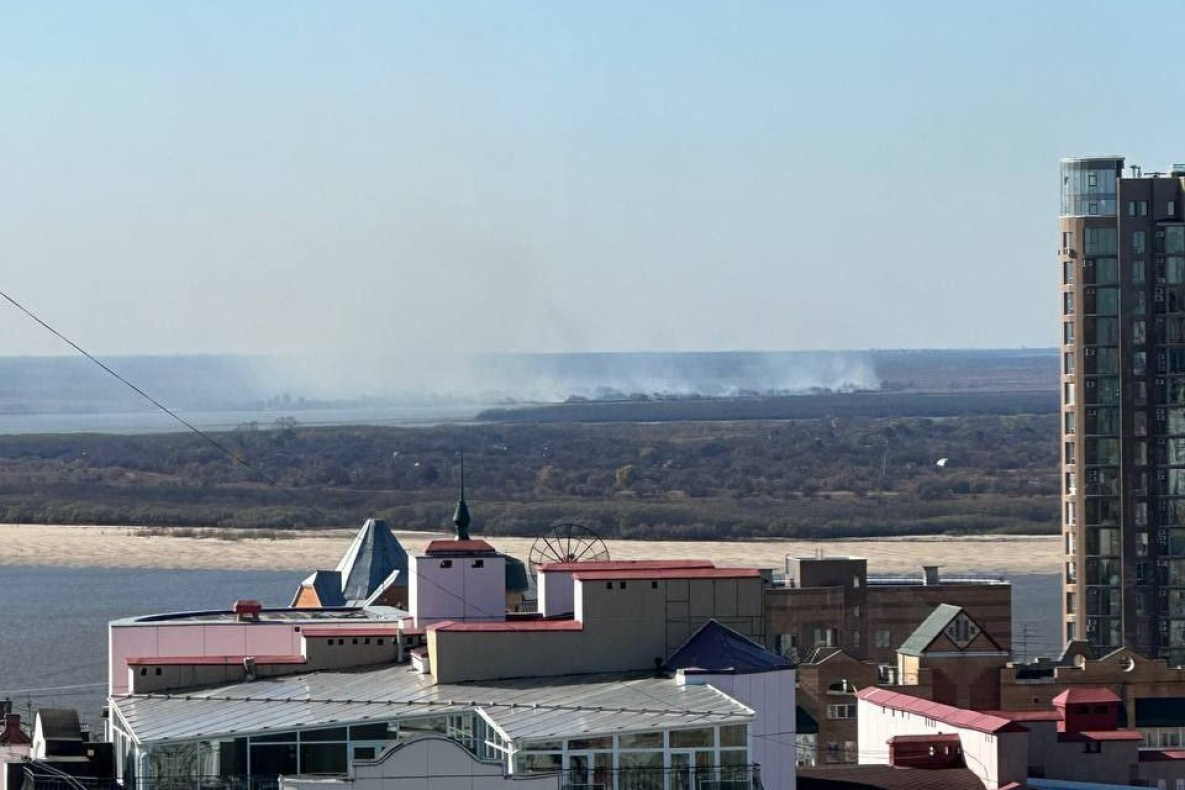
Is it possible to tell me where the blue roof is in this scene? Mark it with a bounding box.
[664,619,794,675]
[336,518,408,604]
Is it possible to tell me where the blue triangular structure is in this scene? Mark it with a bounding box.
[664,619,795,675]
[336,518,409,604]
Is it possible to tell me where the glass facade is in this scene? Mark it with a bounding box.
[1061,158,1124,217]
[1062,159,1185,661]
[116,714,751,790]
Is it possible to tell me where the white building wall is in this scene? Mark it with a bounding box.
[537,571,575,617]
[280,736,557,790]
[411,554,506,625]
[680,669,796,790]
[857,698,1015,790]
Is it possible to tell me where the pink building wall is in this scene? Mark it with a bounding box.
[108,622,303,694]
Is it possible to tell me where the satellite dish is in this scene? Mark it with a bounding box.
[935,458,949,467]
[528,523,610,576]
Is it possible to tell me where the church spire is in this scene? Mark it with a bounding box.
[452,452,471,540]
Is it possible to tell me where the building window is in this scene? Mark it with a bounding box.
[874,630,891,648]
[1067,561,1078,583]
[1065,441,1075,463]
[1169,227,1185,255]
[1128,201,1137,216]
[440,560,453,569]
[1134,230,1147,254]
[1064,321,1075,344]
[826,704,856,720]
[1065,500,1077,526]
[814,628,835,648]
[1170,201,1177,217]
[1067,622,1077,641]
[1140,200,1150,216]
[1134,259,1147,284]
[1064,261,1075,284]
[1067,592,1077,614]
[1064,292,1075,315]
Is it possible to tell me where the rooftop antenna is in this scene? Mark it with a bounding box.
[452,451,471,541]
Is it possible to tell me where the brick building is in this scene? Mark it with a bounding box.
[765,556,1011,665]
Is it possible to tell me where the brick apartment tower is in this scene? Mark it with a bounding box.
[1061,156,1185,660]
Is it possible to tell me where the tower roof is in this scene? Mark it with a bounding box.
[335,518,408,604]
[664,619,794,675]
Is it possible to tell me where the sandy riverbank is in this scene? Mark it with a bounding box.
[0,524,1060,576]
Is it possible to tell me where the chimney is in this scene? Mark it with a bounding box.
[922,566,940,586]
[233,599,263,622]
[2,713,30,746]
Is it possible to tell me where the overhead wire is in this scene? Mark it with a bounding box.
[0,287,280,486]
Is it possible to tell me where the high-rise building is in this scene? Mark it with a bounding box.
[1061,156,1185,660]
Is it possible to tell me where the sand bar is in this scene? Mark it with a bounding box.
[0,524,1060,576]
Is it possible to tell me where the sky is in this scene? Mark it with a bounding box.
[3,0,1185,357]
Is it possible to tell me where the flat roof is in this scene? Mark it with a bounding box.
[128,655,306,667]
[539,560,714,573]
[429,619,582,633]
[574,568,762,581]
[111,665,752,745]
[113,606,407,626]
[422,539,497,555]
[981,710,1062,723]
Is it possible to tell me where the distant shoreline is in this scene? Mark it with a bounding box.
[0,524,1061,576]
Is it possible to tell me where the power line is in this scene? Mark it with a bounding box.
[0,287,280,486]
[0,682,106,695]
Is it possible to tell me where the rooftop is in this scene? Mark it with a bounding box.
[573,568,762,581]
[113,606,406,626]
[538,560,713,573]
[664,619,794,675]
[336,518,408,604]
[1053,687,1121,706]
[422,539,497,555]
[429,619,582,632]
[111,664,752,745]
[857,688,1024,734]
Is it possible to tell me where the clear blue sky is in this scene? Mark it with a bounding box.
[3,0,1184,356]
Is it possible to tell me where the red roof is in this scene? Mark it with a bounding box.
[429,619,583,633]
[539,560,715,573]
[423,539,497,555]
[887,733,962,744]
[1079,730,1143,741]
[982,710,1063,722]
[301,626,402,637]
[574,568,762,581]
[857,688,1026,734]
[1053,687,1121,706]
[127,654,305,666]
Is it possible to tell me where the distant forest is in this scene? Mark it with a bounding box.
[0,413,1058,539]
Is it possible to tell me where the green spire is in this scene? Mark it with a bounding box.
[453,452,471,540]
